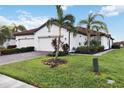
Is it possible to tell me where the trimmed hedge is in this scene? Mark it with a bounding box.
[112,44,120,49]
[75,46,104,54]
[7,45,17,49]
[0,47,34,55]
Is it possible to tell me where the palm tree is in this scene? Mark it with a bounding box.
[0,24,26,47]
[12,23,26,32]
[79,13,106,49]
[0,26,11,46]
[46,5,75,59]
[92,22,108,41]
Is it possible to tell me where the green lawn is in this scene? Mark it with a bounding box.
[0,48,124,88]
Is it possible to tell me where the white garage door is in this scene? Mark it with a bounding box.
[17,39,34,48]
[38,37,54,51]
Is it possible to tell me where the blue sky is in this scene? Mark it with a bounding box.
[0,5,124,42]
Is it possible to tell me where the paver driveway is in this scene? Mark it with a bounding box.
[0,51,49,65]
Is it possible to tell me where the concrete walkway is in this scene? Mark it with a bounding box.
[0,74,36,88]
[0,51,49,65]
[94,49,114,56]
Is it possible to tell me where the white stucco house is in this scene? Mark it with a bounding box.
[13,23,114,52]
[3,38,16,48]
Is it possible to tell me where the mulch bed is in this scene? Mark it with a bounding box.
[43,58,67,68]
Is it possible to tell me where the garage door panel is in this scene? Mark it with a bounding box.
[17,39,34,48]
[38,38,54,51]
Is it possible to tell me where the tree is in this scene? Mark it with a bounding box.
[79,13,106,49]
[0,26,11,46]
[91,23,108,41]
[0,24,26,47]
[11,23,26,32]
[46,5,75,60]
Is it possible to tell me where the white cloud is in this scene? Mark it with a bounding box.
[0,11,49,29]
[89,10,93,14]
[16,10,31,15]
[16,15,49,29]
[61,5,72,11]
[61,6,68,11]
[0,16,12,25]
[99,6,124,17]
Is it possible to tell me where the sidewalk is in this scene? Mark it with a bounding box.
[94,49,114,56]
[0,74,36,88]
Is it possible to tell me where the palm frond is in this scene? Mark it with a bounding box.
[46,18,59,32]
[79,20,88,26]
[95,13,104,19]
[56,5,63,21]
[63,14,75,24]
[18,25,27,31]
[90,13,104,22]
[1,26,11,38]
[92,20,106,26]
[91,25,100,32]
[88,13,95,22]
[91,21,108,34]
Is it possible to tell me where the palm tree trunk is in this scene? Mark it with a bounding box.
[87,31,91,53]
[68,31,70,51]
[97,31,101,45]
[87,34,90,47]
[55,27,61,60]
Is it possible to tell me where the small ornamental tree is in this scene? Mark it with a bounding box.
[51,38,57,52]
[62,43,69,54]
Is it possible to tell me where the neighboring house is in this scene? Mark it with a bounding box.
[3,38,16,48]
[114,41,124,47]
[13,23,114,52]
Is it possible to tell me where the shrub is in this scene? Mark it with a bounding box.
[47,51,68,57]
[7,45,17,49]
[20,47,34,52]
[84,39,101,47]
[51,38,57,52]
[62,43,69,54]
[75,46,89,54]
[89,46,98,53]
[0,46,34,55]
[112,44,120,49]
[98,46,104,52]
[75,46,104,54]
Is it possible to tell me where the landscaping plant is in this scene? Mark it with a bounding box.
[46,5,75,60]
[79,13,108,51]
[51,38,57,52]
[62,43,69,54]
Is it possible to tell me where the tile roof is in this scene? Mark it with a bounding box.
[114,41,124,45]
[13,22,114,40]
[13,23,46,36]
